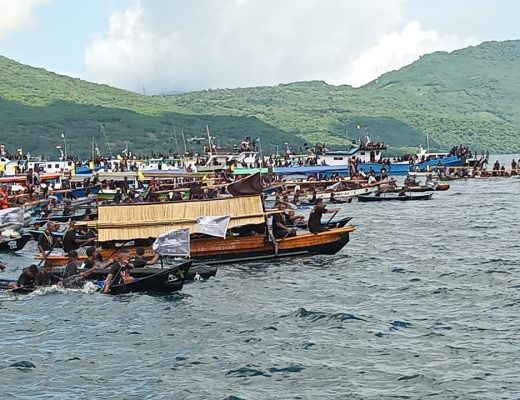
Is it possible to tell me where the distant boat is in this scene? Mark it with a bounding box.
[357,193,433,202]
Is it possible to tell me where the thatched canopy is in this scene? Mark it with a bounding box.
[96,195,265,241]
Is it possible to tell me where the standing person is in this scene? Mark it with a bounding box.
[26,168,34,199]
[103,249,134,294]
[308,199,340,234]
[34,261,63,287]
[62,221,93,255]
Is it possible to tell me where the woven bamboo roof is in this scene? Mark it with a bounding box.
[96,195,265,241]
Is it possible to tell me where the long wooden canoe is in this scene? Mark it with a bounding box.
[38,226,355,267]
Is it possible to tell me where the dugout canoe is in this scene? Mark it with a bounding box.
[105,261,191,295]
[357,193,433,202]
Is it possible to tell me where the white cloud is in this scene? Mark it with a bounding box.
[83,0,475,92]
[0,0,50,40]
[342,21,478,87]
[84,0,406,92]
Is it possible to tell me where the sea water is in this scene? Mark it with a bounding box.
[0,155,519,399]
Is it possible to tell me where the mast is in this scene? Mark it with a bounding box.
[181,129,187,154]
[173,129,181,155]
[206,125,216,155]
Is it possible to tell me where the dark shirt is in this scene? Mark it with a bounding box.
[17,271,36,287]
[109,262,132,285]
[62,230,78,253]
[131,257,147,269]
[82,258,95,270]
[272,212,287,238]
[37,230,56,252]
[64,261,79,279]
[308,207,327,233]
[63,206,73,216]
[34,271,62,286]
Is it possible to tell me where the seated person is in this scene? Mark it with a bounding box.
[308,199,340,234]
[34,261,63,288]
[272,203,296,239]
[283,209,304,226]
[37,222,59,255]
[130,247,159,268]
[103,249,134,294]
[63,250,98,288]
[10,264,39,288]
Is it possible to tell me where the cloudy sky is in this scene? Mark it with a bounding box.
[0,0,519,93]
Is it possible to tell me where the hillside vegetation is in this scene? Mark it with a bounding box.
[0,56,302,157]
[1,40,520,157]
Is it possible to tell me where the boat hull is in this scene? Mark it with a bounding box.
[39,227,354,267]
[0,234,32,252]
[106,262,191,294]
[358,193,433,202]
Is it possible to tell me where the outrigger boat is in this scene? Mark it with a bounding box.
[38,195,355,267]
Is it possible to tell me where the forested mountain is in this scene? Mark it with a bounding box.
[1,40,519,158]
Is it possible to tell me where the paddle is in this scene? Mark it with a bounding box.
[325,210,339,227]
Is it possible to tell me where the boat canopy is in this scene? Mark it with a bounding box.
[274,165,350,175]
[95,195,265,241]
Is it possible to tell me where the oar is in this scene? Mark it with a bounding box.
[325,210,339,227]
[38,234,60,267]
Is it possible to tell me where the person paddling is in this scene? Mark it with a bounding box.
[63,250,98,288]
[308,198,340,233]
[8,264,40,289]
[37,222,59,255]
[34,261,63,288]
[103,249,134,294]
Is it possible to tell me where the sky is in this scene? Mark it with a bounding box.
[0,0,519,94]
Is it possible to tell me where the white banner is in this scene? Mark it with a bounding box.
[152,228,190,257]
[0,207,24,227]
[196,215,230,238]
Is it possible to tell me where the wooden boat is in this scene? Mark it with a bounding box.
[51,264,217,282]
[0,234,32,251]
[358,193,433,202]
[0,279,35,294]
[105,262,191,295]
[387,183,450,193]
[39,195,355,267]
[288,216,353,230]
[36,212,97,223]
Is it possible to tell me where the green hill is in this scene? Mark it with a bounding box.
[170,40,520,153]
[0,55,302,157]
[1,40,520,158]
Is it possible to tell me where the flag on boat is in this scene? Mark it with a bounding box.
[55,145,62,149]
[196,215,230,238]
[227,172,262,196]
[152,228,190,257]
